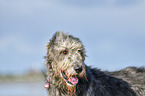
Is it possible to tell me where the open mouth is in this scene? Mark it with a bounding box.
[61,71,79,85]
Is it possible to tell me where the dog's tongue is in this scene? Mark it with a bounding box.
[68,76,78,85]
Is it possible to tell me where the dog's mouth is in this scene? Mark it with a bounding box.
[61,71,79,85]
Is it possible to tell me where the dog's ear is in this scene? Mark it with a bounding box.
[46,43,53,65]
[46,43,50,50]
[82,51,87,61]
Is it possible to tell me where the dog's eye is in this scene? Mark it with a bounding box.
[78,49,84,56]
[78,49,82,53]
[62,50,68,55]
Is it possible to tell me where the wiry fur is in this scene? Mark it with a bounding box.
[108,67,145,96]
[45,32,86,96]
[45,32,144,96]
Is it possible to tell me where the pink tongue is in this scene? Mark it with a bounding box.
[68,76,78,85]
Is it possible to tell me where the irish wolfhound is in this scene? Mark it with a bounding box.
[45,32,144,96]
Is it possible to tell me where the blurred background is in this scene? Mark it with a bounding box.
[0,0,145,96]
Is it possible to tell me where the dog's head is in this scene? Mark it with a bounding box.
[46,32,87,87]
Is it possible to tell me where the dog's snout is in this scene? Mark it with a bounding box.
[75,66,83,73]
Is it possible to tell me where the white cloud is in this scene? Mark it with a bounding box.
[0,33,39,54]
[0,0,144,16]
[1,0,145,27]
[0,0,51,17]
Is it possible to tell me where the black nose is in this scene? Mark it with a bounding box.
[75,66,83,73]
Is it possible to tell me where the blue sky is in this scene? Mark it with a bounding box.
[0,0,145,74]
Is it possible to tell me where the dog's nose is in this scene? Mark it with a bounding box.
[75,66,83,73]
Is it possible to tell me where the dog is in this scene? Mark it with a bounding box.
[45,32,144,96]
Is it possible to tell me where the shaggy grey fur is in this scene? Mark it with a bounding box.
[108,67,145,96]
[45,32,144,96]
